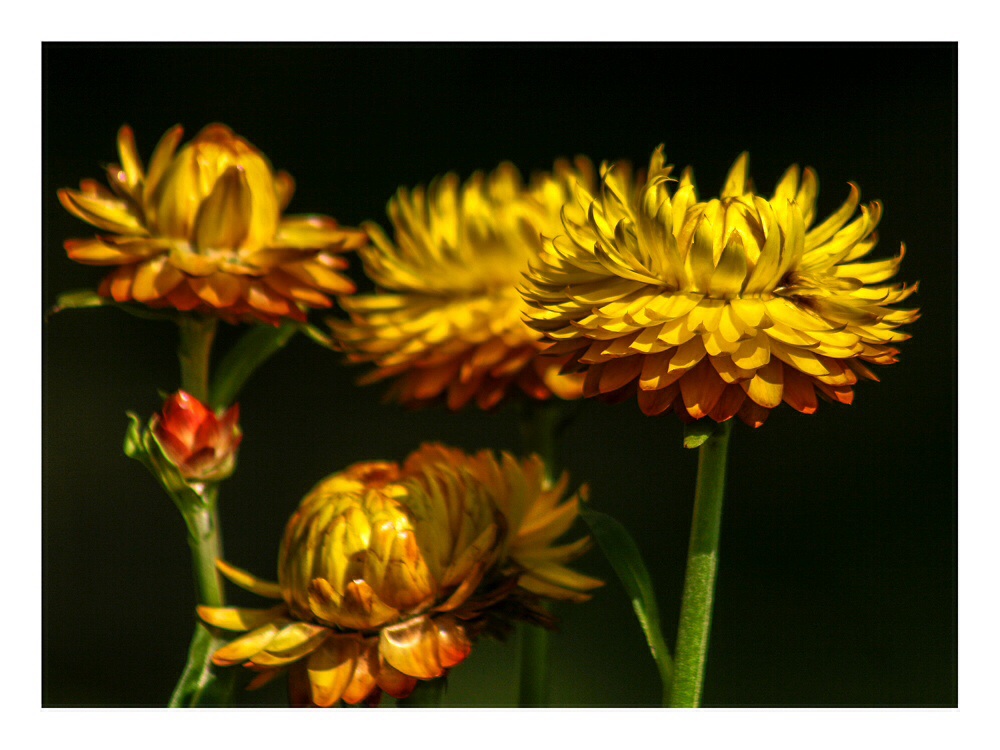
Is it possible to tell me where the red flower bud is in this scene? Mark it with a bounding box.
[150,391,242,482]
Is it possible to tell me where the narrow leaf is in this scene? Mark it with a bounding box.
[209,321,298,409]
[580,507,673,691]
[48,289,178,322]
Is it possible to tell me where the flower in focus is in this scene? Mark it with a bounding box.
[521,149,919,427]
[59,124,367,324]
[150,391,242,482]
[198,444,601,706]
[329,160,595,410]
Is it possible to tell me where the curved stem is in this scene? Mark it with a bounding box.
[669,421,732,708]
[515,399,576,707]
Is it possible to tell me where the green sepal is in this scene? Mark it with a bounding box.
[683,421,722,450]
[122,412,208,514]
[580,506,674,698]
[48,289,179,322]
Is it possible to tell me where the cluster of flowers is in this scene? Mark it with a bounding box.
[59,124,917,705]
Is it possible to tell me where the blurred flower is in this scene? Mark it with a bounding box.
[150,391,241,482]
[329,160,594,410]
[59,124,367,324]
[198,444,601,706]
[521,149,919,427]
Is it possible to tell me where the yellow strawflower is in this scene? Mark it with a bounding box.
[59,124,367,324]
[521,149,918,426]
[330,160,594,410]
[198,444,600,706]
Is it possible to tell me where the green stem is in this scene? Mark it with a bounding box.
[170,316,235,707]
[177,316,217,402]
[669,421,733,708]
[397,679,446,707]
[184,497,225,608]
[515,399,576,707]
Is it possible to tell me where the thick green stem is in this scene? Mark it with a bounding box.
[170,316,235,707]
[184,498,225,608]
[177,317,217,402]
[515,399,576,707]
[669,421,732,708]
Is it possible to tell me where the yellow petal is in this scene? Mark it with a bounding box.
[307,635,360,707]
[197,604,286,632]
[216,559,283,599]
[193,166,252,251]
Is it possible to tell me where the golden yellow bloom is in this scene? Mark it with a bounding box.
[198,444,601,706]
[58,124,367,324]
[521,149,919,427]
[330,160,595,410]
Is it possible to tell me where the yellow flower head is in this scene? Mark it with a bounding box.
[58,124,368,324]
[329,160,595,410]
[198,444,600,706]
[521,148,919,427]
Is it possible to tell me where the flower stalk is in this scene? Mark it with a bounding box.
[669,421,732,708]
[169,317,233,707]
[515,399,576,707]
[178,316,217,404]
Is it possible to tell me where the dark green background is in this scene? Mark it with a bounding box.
[43,43,957,707]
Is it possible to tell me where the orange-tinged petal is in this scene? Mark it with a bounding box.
[435,615,473,669]
[212,621,286,666]
[375,656,418,699]
[132,257,184,302]
[379,615,444,680]
[342,641,380,705]
[679,359,726,419]
[58,189,147,235]
[189,271,245,308]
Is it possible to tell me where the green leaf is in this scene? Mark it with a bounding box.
[580,506,673,695]
[48,289,179,322]
[168,623,238,707]
[683,421,719,450]
[209,321,298,408]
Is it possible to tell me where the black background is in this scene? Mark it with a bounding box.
[42,43,956,707]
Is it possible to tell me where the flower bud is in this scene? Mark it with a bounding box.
[149,391,242,483]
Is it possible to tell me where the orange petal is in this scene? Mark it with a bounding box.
[599,355,643,393]
[379,615,444,680]
[679,359,726,419]
[736,398,772,428]
[706,385,746,422]
[435,615,473,669]
[342,640,380,705]
[637,382,679,415]
[189,271,245,308]
[375,655,419,699]
[132,257,184,302]
[782,367,819,414]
